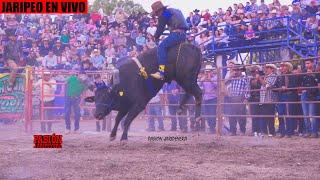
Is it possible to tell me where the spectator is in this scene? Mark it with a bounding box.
[192,9,202,27]
[199,65,218,134]
[35,71,57,133]
[114,8,129,25]
[135,31,146,51]
[146,89,165,132]
[117,45,128,59]
[39,38,52,57]
[245,24,257,40]
[60,29,70,45]
[273,62,299,138]
[259,0,269,14]
[90,49,105,70]
[146,20,157,36]
[225,64,250,136]
[259,64,278,136]
[164,81,187,132]
[114,31,127,47]
[52,40,64,56]
[146,34,156,49]
[202,9,212,22]
[300,59,319,138]
[4,30,22,89]
[305,0,319,15]
[43,50,58,69]
[250,0,259,12]
[186,12,194,28]
[248,65,262,136]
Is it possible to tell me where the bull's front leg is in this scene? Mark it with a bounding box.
[110,110,128,141]
[120,104,145,141]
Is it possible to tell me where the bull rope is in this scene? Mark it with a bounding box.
[176,43,183,69]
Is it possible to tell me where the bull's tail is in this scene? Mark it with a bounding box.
[194,46,203,80]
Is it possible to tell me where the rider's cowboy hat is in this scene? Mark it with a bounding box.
[151,1,167,16]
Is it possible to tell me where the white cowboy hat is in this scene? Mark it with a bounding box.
[265,64,277,70]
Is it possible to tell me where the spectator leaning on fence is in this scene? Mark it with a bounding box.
[248,65,263,137]
[225,64,250,136]
[259,63,278,137]
[199,64,218,134]
[273,62,300,138]
[300,59,319,138]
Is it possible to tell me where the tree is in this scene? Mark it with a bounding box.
[90,0,146,15]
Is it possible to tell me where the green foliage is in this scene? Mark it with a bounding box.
[90,0,146,15]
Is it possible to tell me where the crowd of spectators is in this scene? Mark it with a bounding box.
[186,0,320,50]
[0,0,318,72]
[0,8,159,72]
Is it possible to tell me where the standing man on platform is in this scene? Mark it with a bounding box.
[4,29,22,90]
[35,71,57,133]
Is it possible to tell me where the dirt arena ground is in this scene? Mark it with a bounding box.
[0,119,319,180]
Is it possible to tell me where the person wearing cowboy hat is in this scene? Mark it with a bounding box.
[248,64,263,136]
[149,1,189,80]
[224,63,250,136]
[273,61,300,138]
[255,63,278,137]
[34,71,57,133]
[199,64,217,134]
[192,9,201,26]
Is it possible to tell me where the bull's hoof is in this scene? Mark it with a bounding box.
[110,136,116,141]
[120,140,128,145]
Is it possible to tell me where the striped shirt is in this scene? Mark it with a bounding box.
[225,76,250,99]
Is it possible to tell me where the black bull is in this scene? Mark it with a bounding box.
[85,43,203,141]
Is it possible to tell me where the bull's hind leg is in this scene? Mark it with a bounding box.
[179,81,203,121]
[177,93,191,115]
[110,110,128,141]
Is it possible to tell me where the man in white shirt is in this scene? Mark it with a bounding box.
[35,72,57,132]
[43,50,58,69]
[146,20,157,36]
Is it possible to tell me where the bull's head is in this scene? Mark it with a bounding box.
[85,82,115,120]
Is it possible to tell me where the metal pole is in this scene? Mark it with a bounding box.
[216,67,223,136]
[24,67,30,133]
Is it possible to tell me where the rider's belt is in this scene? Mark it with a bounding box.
[132,57,148,79]
[172,29,185,33]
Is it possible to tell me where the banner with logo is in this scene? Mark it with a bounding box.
[0,74,25,119]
